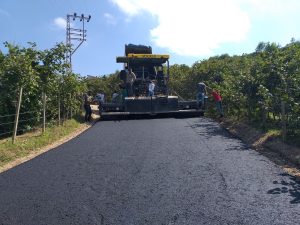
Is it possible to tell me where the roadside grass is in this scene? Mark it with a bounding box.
[0,119,84,168]
[224,114,300,147]
[265,129,281,137]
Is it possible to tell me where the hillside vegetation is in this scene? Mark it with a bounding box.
[168,40,300,144]
[1,40,300,144]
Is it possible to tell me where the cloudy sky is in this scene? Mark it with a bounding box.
[1,0,300,76]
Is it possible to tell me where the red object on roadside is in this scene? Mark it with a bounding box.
[212,91,222,102]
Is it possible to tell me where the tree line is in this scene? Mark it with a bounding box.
[1,40,300,141]
[168,40,300,139]
[0,42,86,137]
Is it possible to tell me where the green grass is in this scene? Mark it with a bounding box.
[0,119,84,167]
[265,129,281,137]
[224,114,300,147]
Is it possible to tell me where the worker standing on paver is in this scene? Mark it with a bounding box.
[126,68,136,97]
[148,80,155,97]
[112,90,119,103]
[197,82,207,109]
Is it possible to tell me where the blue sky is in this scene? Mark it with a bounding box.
[1,0,300,76]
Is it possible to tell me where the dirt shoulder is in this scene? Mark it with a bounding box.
[220,118,300,179]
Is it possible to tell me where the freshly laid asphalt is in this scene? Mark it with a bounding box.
[0,117,300,225]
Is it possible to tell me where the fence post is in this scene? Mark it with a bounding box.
[262,105,266,130]
[12,87,23,144]
[58,95,61,126]
[281,101,287,142]
[42,92,46,133]
[70,93,73,119]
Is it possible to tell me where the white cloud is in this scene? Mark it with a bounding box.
[109,0,142,16]
[240,0,300,15]
[110,0,250,56]
[104,13,117,25]
[53,17,66,29]
[110,0,300,56]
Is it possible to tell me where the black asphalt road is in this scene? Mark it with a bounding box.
[0,117,300,225]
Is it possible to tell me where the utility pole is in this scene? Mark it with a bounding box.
[66,13,91,74]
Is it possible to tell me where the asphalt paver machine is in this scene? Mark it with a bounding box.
[99,44,204,119]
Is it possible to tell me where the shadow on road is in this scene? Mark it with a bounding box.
[189,119,300,205]
[189,120,249,151]
[267,173,300,204]
[98,113,201,121]
[189,121,231,137]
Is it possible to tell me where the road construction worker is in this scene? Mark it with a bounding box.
[211,89,224,118]
[148,80,155,97]
[112,90,119,103]
[84,91,93,122]
[126,68,136,97]
[197,82,207,109]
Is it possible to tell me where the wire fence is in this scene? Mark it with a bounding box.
[224,96,300,142]
[0,92,83,143]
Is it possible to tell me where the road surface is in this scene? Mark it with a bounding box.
[0,117,299,225]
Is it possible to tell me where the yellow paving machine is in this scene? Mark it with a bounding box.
[99,44,204,119]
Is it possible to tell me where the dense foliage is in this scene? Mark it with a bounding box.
[168,40,300,138]
[84,72,120,102]
[0,42,86,137]
[1,39,300,142]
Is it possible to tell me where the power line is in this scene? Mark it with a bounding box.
[66,12,91,74]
